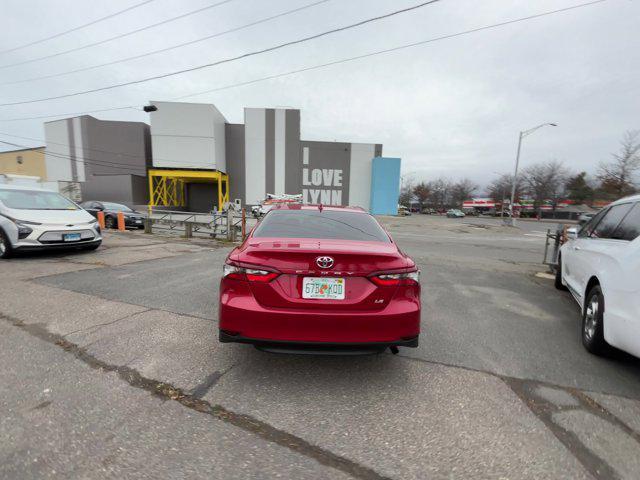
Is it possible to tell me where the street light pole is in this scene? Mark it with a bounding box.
[508,132,524,223]
[507,123,557,226]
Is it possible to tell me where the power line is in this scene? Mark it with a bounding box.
[0,106,140,123]
[1,0,332,86]
[0,0,607,122]
[0,130,215,167]
[0,0,442,106]
[0,0,157,56]
[0,131,150,164]
[0,139,148,173]
[174,0,608,101]
[0,0,237,70]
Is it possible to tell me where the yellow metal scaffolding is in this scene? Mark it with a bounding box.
[148,169,229,209]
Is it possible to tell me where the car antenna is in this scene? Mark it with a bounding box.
[318,203,323,212]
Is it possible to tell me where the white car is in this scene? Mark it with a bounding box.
[0,184,102,259]
[556,194,640,357]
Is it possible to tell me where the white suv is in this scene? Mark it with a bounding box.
[0,184,102,259]
[556,194,640,357]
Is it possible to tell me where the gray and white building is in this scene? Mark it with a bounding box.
[44,101,400,214]
[224,107,383,211]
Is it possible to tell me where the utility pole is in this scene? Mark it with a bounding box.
[508,132,524,223]
[508,123,557,226]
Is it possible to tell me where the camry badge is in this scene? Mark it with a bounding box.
[316,256,334,269]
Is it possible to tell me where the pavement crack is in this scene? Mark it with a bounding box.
[395,353,630,480]
[190,366,234,399]
[569,389,640,446]
[62,308,153,338]
[1,314,391,480]
[504,377,622,480]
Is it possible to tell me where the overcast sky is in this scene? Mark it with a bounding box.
[0,0,638,192]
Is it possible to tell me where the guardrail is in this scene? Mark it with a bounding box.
[143,208,248,241]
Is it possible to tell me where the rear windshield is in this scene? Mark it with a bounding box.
[0,189,78,210]
[253,209,390,242]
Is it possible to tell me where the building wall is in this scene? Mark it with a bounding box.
[348,143,377,211]
[239,108,301,205]
[244,108,267,205]
[44,120,77,182]
[186,183,217,212]
[0,147,47,179]
[150,101,226,171]
[44,115,151,203]
[300,141,383,209]
[83,116,150,176]
[225,123,245,204]
[224,106,384,210]
[81,174,133,205]
[301,141,350,206]
[370,157,401,215]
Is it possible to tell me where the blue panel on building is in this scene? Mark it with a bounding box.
[369,157,401,215]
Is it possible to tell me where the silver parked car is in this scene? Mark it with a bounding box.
[0,184,102,259]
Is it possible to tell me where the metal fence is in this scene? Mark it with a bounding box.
[543,224,569,270]
[143,208,250,241]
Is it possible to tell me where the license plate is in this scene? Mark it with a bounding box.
[135,219,142,223]
[63,233,81,242]
[302,277,345,300]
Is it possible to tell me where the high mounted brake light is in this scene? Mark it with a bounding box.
[370,271,420,287]
[223,263,279,283]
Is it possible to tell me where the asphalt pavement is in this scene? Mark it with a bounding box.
[1,215,639,479]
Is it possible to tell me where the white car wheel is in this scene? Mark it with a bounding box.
[0,229,12,259]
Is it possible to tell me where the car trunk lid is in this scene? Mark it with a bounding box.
[234,238,408,311]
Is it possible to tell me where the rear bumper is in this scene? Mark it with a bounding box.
[124,218,145,228]
[220,330,418,354]
[219,288,420,346]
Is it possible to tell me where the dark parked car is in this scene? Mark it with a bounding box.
[81,201,146,229]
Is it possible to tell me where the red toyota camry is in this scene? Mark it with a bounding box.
[218,204,421,354]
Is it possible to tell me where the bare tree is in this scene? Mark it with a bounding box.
[398,175,415,207]
[488,174,522,205]
[427,178,452,210]
[598,130,640,198]
[450,178,478,207]
[521,160,568,215]
[412,182,431,211]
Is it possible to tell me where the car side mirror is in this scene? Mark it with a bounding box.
[566,227,578,240]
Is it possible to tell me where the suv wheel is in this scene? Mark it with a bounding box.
[582,285,609,355]
[0,229,13,259]
[105,216,116,229]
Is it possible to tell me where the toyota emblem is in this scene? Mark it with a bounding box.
[316,256,334,269]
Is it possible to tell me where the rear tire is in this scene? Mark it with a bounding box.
[582,285,609,356]
[555,255,568,290]
[105,216,116,229]
[0,229,13,259]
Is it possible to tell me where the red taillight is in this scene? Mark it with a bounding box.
[223,263,279,283]
[370,271,420,286]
